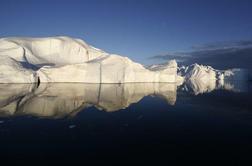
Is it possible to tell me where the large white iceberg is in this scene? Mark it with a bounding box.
[0,36,178,83]
[0,36,249,84]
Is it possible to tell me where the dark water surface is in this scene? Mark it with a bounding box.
[0,81,251,162]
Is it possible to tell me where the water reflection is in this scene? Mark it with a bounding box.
[0,79,249,118]
[182,78,249,95]
[0,83,177,118]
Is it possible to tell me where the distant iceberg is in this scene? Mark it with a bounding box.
[178,64,249,82]
[178,64,250,94]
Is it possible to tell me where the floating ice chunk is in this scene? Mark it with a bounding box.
[69,125,76,129]
[222,68,249,81]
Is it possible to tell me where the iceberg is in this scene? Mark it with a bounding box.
[178,63,249,82]
[178,64,216,82]
[217,68,249,81]
[0,36,249,84]
[0,36,178,83]
[179,64,250,94]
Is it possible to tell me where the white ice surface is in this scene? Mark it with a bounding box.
[179,64,249,81]
[38,55,178,83]
[0,36,107,66]
[178,64,250,94]
[0,55,37,83]
[0,37,178,83]
[0,36,249,83]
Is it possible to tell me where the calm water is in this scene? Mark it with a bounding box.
[0,81,251,162]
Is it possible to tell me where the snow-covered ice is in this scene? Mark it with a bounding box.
[0,36,106,66]
[178,63,249,82]
[0,36,249,84]
[0,55,38,83]
[179,64,250,94]
[38,54,178,83]
[0,36,178,83]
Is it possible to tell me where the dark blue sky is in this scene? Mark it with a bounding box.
[0,0,252,66]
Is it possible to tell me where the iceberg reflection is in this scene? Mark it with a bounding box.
[0,83,177,118]
[0,79,249,118]
[182,78,249,95]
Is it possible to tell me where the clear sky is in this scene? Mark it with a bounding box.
[0,0,252,67]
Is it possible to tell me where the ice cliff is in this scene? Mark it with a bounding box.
[0,36,178,83]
